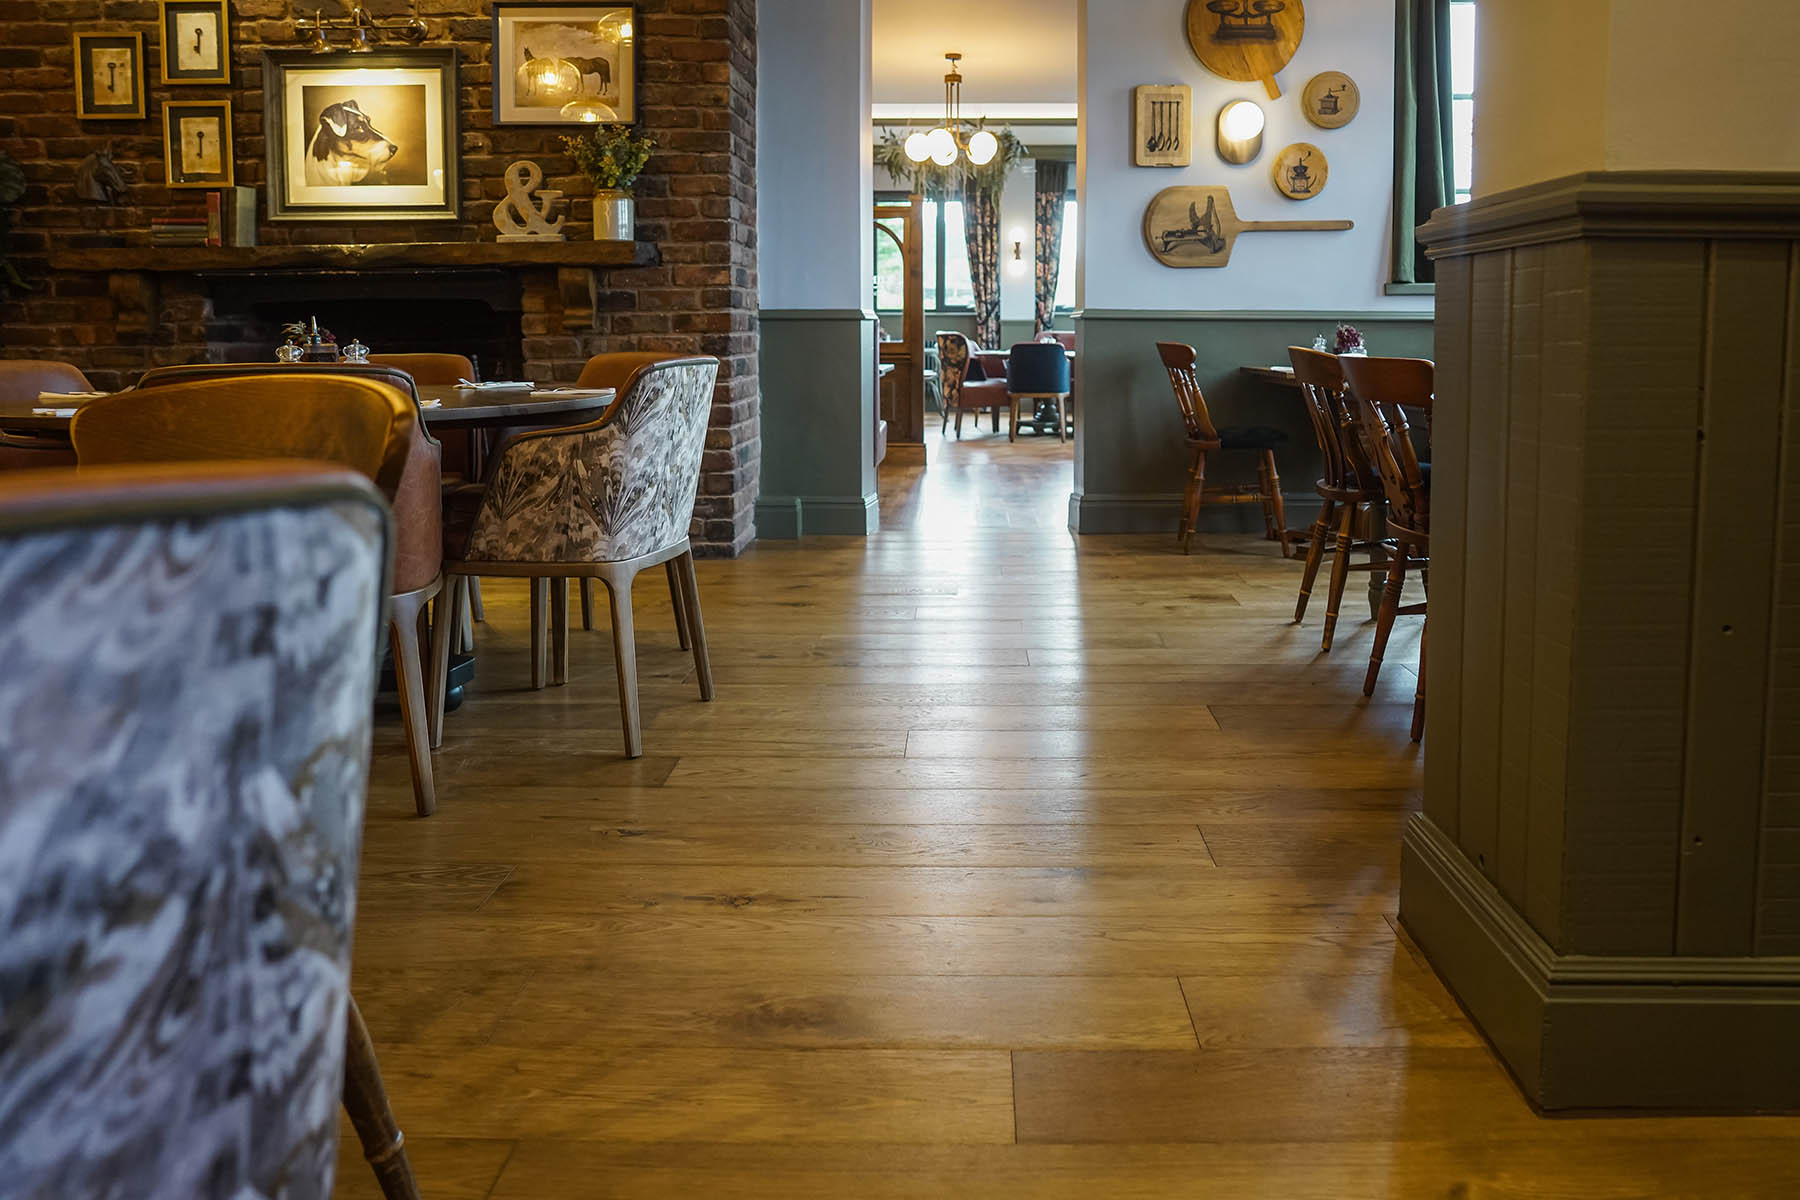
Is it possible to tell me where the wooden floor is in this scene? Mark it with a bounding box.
[340,427,1799,1198]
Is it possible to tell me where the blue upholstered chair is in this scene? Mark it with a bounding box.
[1006,341,1073,443]
[0,461,418,1199]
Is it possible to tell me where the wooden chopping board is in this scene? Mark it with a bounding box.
[1143,185,1351,268]
[1185,0,1306,100]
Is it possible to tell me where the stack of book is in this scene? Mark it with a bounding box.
[149,217,208,247]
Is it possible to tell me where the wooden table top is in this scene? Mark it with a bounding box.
[1240,365,1298,388]
[0,383,615,435]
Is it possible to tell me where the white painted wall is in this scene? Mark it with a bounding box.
[758,0,873,310]
[1078,0,1431,313]
[1478,0,1800,195]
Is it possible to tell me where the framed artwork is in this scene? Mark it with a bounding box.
[1133,84,1190,168]
[493,4,636,125]
[163,99,233,187]
[262,48,459,222]
[159,0,231,86]
[73,32,146,120]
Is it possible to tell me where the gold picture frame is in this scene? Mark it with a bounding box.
[74,31,146,120]
[163,99,234,188]
[159,0,231,86]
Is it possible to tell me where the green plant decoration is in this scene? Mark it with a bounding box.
[561,124,656,192]
[873,125,1026,197]
[0,149,27,293]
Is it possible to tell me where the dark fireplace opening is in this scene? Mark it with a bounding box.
[203,269,527,380]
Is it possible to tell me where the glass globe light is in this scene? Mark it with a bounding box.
[1220,100,1265,141]
[517,54,581,106]
[904,130,932,163]
[926,127,956,162]
[596,11,633,42]
[966,129,998,166]
[560,97,620,123]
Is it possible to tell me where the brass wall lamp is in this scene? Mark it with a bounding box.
[295,1,428,52]
[1216,99,1265,164]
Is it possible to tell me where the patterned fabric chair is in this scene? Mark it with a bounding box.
[0,358,88,470]
[72,370,450,817]
[935,331,1010,438]
[0,461,418,1200]
[444,354,718,757]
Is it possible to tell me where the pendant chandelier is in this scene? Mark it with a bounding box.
[903,53,999,167]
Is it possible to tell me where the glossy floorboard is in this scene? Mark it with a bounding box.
[335,429,1798,1198]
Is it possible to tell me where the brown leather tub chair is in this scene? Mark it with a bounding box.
[72,370,450,817]
[0,460,418,1200]
[0,359,90,470]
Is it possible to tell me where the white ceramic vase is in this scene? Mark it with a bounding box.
[593,189,635,241]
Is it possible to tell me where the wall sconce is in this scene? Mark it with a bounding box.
[295,1,428,53]
[1007,226,1028,275]
[1216,100,1265,164]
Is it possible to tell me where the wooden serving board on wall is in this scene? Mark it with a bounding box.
[1142,185,1350,268]
[1184,0,1306,100]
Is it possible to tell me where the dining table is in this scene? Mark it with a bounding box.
[0,382,618,436]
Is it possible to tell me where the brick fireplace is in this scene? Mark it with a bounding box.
[0,0,760,555]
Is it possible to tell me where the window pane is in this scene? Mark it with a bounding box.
[941,200,974,310]
[922,200,939,308]
[1053,199,1077,311]
[1450,1,1476,96]
[1452,97,1474,196]
[873,217,904,311]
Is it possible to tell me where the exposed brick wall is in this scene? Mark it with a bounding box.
[0,0,759,555]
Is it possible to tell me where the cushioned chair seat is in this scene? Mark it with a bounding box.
[1218,425,1289,452]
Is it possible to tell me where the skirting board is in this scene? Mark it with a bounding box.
[755,493,879,539]
[1400,813,1800,1111]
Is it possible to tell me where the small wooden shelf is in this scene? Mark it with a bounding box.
[49,240,655,272]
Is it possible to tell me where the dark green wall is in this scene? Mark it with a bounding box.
[757,309,878,537]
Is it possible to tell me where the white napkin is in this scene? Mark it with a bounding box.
[419,398,442,408]
[36,390,109,402]
[455,380,534,391]
[30,407,79,417]
[529,388,609,399]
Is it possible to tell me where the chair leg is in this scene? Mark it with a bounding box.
[954,410,963,438]
[941,403,950,435]
[666,559,691,650]
[427,575,462,749]
[550,578,570,687]
[529,576,549,691]
[580,577,596,632]
[1180,448,1206,554]
[1411,617,1427,742]
[468,575,485,622]
[1322,500,1359,652]
[1264,450,1291,557]
[1056,397,1067,443]
[388,592,435,818]
[602,572,643,757]
[1293,500,1335,625]
[1365,548,1409,696]
[342,995,422,1200]
[1009,398,1019,443]
[676,549,714,702]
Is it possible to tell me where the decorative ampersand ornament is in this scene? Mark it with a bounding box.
[494,159,566,242]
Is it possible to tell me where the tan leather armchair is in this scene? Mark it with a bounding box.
[73,371,449,818]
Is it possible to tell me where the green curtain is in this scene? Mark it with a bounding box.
[1391,0,1454,285]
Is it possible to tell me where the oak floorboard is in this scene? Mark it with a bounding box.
[334,433,1796,1198]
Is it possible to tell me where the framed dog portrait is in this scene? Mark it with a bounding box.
[493,4,636,125]
[74,32,146,120]
[159,0,231,86]
[163,99,233,188]
[262,49,459,222]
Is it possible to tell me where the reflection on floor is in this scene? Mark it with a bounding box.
[340,429,1798,1198]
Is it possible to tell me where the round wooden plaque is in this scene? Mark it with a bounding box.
[1184,0,1306,100]
[1272,142,1328,200]
[1301,71,1359,129]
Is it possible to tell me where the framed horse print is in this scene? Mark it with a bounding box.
[493,4,636,125]
[160,0,232,86]
[74,32,146,120]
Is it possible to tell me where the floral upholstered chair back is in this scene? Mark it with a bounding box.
[0,462,389,1200]
[460,355,720,565]
[935,331,978,408]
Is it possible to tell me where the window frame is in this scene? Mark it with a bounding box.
[875,189,973,313]
[1449,0,1475,205]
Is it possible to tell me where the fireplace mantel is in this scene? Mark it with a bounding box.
[49,240,656,273]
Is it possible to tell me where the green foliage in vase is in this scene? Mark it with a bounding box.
[873,124,1027,197]
[561,125,656,192]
